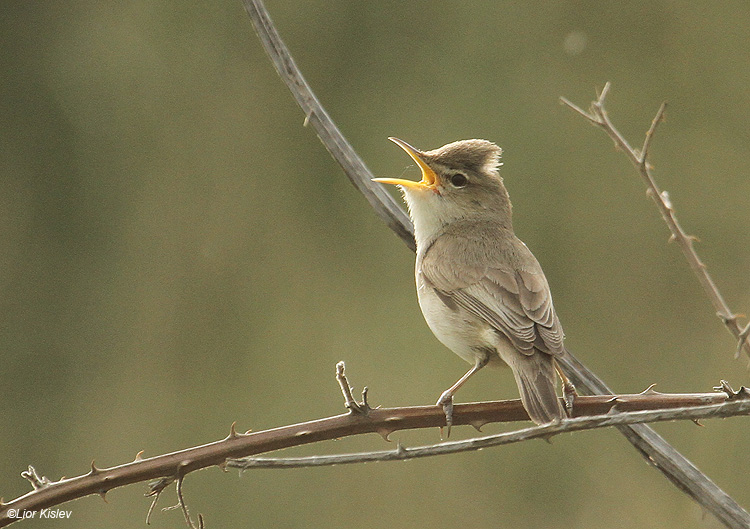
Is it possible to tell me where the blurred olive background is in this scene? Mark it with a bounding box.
[2,1,750,528]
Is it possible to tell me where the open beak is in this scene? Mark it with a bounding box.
[373,137,438,190]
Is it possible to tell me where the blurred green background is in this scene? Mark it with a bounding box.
[2,1,749,528]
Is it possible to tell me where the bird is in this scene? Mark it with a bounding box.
[374,137,570,432]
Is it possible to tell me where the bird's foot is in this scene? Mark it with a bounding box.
[436,391,454,439]
[562,379,578,417]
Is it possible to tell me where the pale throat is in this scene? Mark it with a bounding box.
[402,187,463,253]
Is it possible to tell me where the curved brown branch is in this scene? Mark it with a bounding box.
[560,84,750,360]
[1,377,746,527]
[242,1,750,527]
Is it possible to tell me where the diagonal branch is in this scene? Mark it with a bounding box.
[561,83,750,359]
[243,1,750,527]
[242,0,414,251]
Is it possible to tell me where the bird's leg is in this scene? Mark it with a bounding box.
[436,358,488,438]
[555,359,577,417]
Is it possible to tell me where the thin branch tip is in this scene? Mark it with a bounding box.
[597,81,612,102]
[335,360,370,414]
[563,82,750,363]
[559,96,602,126]
[640,101,668,164]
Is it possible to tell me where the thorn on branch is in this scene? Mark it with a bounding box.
[603,396,619,414]
[89,460,101,475]
[470,420,487,432]
[375,427,394,442]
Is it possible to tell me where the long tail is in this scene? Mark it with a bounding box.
[510,352,564,425]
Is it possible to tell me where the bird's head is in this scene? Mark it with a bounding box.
[374,138,511,244]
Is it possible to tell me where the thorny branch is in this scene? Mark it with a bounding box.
[242,0,749,526]
[2,2,748,528]
[230,387,750,471]
[560,84,750,360]
[1,362,747,527]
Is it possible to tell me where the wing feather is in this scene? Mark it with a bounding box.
[420,229,564,357]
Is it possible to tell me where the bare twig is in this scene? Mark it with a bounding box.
[336,361,370,414]
[144,477,173,526]
[20,467,51,491]
[242,1,750,526]
[335,361,357,409]
[229,396,750,471]
[561,83,750,359]
[175,477,202,529]
[145,493,159,525]
[640,102,667,167]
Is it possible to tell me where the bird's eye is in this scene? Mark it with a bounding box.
[449,173,468,188]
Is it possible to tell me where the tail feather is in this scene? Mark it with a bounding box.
[510,352,564,425]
